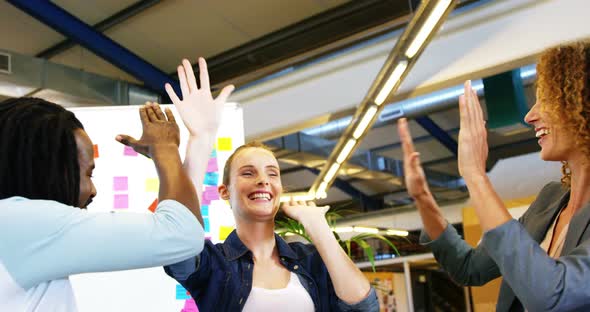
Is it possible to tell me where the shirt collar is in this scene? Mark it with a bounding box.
[222,230,299,261]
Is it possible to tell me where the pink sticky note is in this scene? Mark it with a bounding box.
[113,176,128,191]
[181,299,199,312]
[203,186,220,202]
[206,158,218,173]
[123,146,138,156]
[114,194,129,209]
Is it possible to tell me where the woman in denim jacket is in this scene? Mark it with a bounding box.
[164,58,378,312]
[398,41,590,311]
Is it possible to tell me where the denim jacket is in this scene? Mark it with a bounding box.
[164,230,379,311]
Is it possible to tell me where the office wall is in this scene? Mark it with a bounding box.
[68,104,243,312]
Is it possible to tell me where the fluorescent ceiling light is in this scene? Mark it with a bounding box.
[323,163,341,183]
[405,0,452,58]
[333,226,354,233]
[374,60,408,106]
[352,106,378,139]
[315,181,328,199]
[386,229,409,237]
[280,192,316,202]
[353,226,379,234]
[336,139,357,164]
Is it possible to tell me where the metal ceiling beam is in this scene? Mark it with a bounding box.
[369,127,460,154]
[414,116,458,155]
[266,131,463,191]
[305,167,383,212]
[36,0,161,59]
[421,136,539,169]
[8,0,176,94]
[178,0,486,89]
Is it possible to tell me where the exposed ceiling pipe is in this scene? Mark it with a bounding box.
[303,64,537,139]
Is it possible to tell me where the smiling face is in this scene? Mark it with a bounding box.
[218,147,282,222]
[524,97,577,162]
[74,129,97,208]
[528,42,590,169]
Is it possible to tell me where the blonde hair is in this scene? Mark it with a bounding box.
[222,141,276,186]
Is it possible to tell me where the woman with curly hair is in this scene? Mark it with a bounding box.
[398,40,590,311]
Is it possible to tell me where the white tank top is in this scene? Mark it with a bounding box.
[242,272,315,312]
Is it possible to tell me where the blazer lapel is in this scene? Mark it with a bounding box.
[527,189,569,243]
[563,200,590,253]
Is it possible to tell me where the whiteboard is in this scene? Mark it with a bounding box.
[68,103,243,312]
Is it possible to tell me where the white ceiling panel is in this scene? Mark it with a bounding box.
[0,2,64,55]
[55,0,138,26]
[204,0,346,40]
[103,0,250,72]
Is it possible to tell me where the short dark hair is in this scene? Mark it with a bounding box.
[0,97,84,206]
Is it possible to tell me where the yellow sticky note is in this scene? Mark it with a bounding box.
[219,225,234,241]
[217,137,232,151]
[145,178,159,192]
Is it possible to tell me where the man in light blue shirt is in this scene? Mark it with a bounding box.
[0,97,205,311]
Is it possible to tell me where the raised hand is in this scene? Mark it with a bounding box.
[458,80,488,180]
[397,118,431,199]
[281,199,329,225]
[165,58,234,136]
[116,102,180,158]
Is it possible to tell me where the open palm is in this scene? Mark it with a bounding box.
[165,58,234,136]
[457,81,488,180]
[398,118,431,199]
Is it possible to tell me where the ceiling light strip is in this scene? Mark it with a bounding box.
[405,0,453,58]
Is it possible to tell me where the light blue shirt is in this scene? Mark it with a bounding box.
[0,197,204,311]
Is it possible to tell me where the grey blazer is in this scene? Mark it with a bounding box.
[421,182,590,311]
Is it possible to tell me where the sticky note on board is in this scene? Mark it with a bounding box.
[217,137,232,151]
[145,178,159,192]
[203,186,220,202]
[206,158,218,173]
[219,225,234,241]
[114,194,128,209]
[204,218,210,232]
[148,198,158,213]
[181,299,198,312]
[113,176,128,191]
[203,172,219,186]
[123,145,138,156]
[210,149,217,158]
[175,284,191,300]
[201,205,209,216]
[93,144,99,158]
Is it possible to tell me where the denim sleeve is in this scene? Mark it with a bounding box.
[336,287,379,312]
[164,239,213,291]
[481,219,590,311]
[420,222,501,286]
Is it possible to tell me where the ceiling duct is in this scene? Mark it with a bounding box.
[0,52,11,74]
[482,68,530,135]
[0,49,158,106]
[304,65,537,140]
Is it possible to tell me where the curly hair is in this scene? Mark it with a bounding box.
[536,41,590,185]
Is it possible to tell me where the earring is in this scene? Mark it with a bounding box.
[561,161,571,186]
